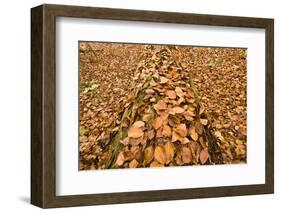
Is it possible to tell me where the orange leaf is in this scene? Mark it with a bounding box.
[150,161,164,168]
[153,100,167,111]
[175,87,184,97]
[164,142,175,163]
[128,126,144,138]
[115,152,125,166]
[182,147,192,164]
[129,159,139,168]
[154,145,167,164]
[159,76,169,84]
[133,121,145,128]
[162,124,172,137]
[174,123,187,137]
[152,117,163,130]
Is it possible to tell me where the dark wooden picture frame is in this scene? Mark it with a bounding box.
[31,4,274,208]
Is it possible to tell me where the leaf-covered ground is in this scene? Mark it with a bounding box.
[79,42,246,170]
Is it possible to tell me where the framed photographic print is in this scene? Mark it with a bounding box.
[31,4,274,208]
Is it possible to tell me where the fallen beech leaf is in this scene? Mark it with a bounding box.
[164,142,175,163]
[129,159,139,168]
[182,147,192,164]
[199,148,209,164]
[115,152,125,166]
[183,137,190,144]
[142,114,152,122]
[144,146,154,165]
[133,121,145,128]
[153,100,167,111]
[170,106,185,115]
[166,90,177,99]
[162,124,172,137]
[200,119,208,126]
[146,129,155,140]
[189,126,198,141]
[152,117,163,130]
[120,137,130,145]
[171,131,184,143]
[150,161,164,167]
[159,76,169,84]
[128,126,144,138]
[145,88,155,95]
[175,87,184,97]
[154,145,167,164]
[174,123,187,137]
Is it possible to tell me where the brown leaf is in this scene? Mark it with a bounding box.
[150,161,164,167]
[159,76,169,84]
[182,147,192,164]
[128,126,144,138]
[142,114,152,122]
[189,126,198,141]
[133,121,145,128]
[115,152,125,166]
[200,119,208,126]
[153,100,167,111]
[120,137,130,145]
[169,106,185,115]
[129,159,139,168]
[145,88,155,95]
[164,142,175,163]
[175,87,184,97]
[144,146,154,165]
[154,145,167,164]
[199,148,209,164]
[174,123,187,137]
[152,117,163,130]
[146,129,155,140]
[166,90,177,99]
[162,124,172,137]
[171,130,184,143]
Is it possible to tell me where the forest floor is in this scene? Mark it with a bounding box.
[79,42,247,170]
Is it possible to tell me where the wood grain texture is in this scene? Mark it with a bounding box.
[31,4,274,208]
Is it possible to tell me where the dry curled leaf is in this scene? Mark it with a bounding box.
[145,88,155,95]
[154,145,167,164]
[175,87,184,97]
[115,152,125,166]
[169,106,185,115]
[199,148,209,164]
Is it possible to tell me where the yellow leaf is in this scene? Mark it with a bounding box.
[200,119,208,126]
[129,159,139,168]
[144,146,154,165]
[189,126,198,141]
[154,145,167,164]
